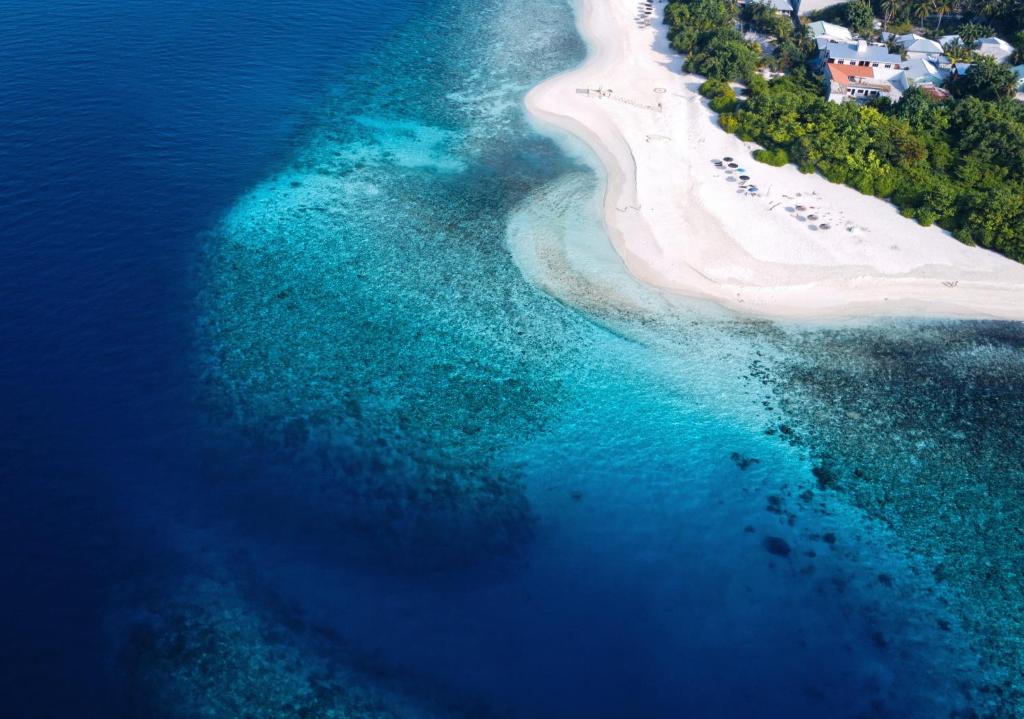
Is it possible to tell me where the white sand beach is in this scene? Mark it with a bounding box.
[525,0,1024,319]
[795,0,845,15]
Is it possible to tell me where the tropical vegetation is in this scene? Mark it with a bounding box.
[665,0,1024,261]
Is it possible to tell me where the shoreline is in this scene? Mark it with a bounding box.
[524,0,1024,320]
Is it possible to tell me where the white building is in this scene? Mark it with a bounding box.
[823,40,903,81]
[824,62,900,103]
[895,33,944,60]
[974,37,1014,64]
[890,57,947,94]
[807,20,853,44]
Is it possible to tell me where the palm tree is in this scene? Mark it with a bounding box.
[912,0,935,29]
[943,39,974,64]
[971,0,1004,17]
[881,0,900,32]
[932,0,951,31]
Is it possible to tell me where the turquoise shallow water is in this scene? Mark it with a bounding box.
[183,0,1020,715]
[5,0,1022,715]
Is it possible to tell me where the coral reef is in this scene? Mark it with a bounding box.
[119,576,494,719]
[754,320,1024,717]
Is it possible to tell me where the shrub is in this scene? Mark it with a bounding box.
[753,147,789,166]
[916,209,937,226]
[700,77,739,112]
[710,92,738,113]
[699,78,726,98]
[719,112,739,133]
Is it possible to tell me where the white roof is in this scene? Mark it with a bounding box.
[890,71,913,93]
[897,34,944,55]
[893,58,945,90]
[808,21,853,42]
[938,34,962,47]
[902,57,941,79]
[975,37,1014,62]
[827,41,901,65]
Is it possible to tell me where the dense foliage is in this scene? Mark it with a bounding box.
[666,0,760,80]
[664,0,1024,261]
[950,56,1019,100]
[730,78,1024,257]
[740,1,793,39]
[842,0,875,36]
[867,0,1024,37]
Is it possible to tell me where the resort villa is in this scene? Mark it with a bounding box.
[813,20,1023,105]
[822,39,903,102]
[975,36,1015,63]
[808,20,853,46]
[894,33,944,60]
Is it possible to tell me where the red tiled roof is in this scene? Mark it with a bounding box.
[919,84,951,100]
[826,63,875,84]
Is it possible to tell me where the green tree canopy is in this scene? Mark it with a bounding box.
[953,57,1018,101]
[687,28,761,81]
[844,1,875,36]
[741,1,792,39]
[957,22,994,46]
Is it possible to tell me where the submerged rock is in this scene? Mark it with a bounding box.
[763,536,792,557]
[811,465,838,489]
[729,451,761,470]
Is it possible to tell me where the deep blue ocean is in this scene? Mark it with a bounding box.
[2,0,1022,717]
